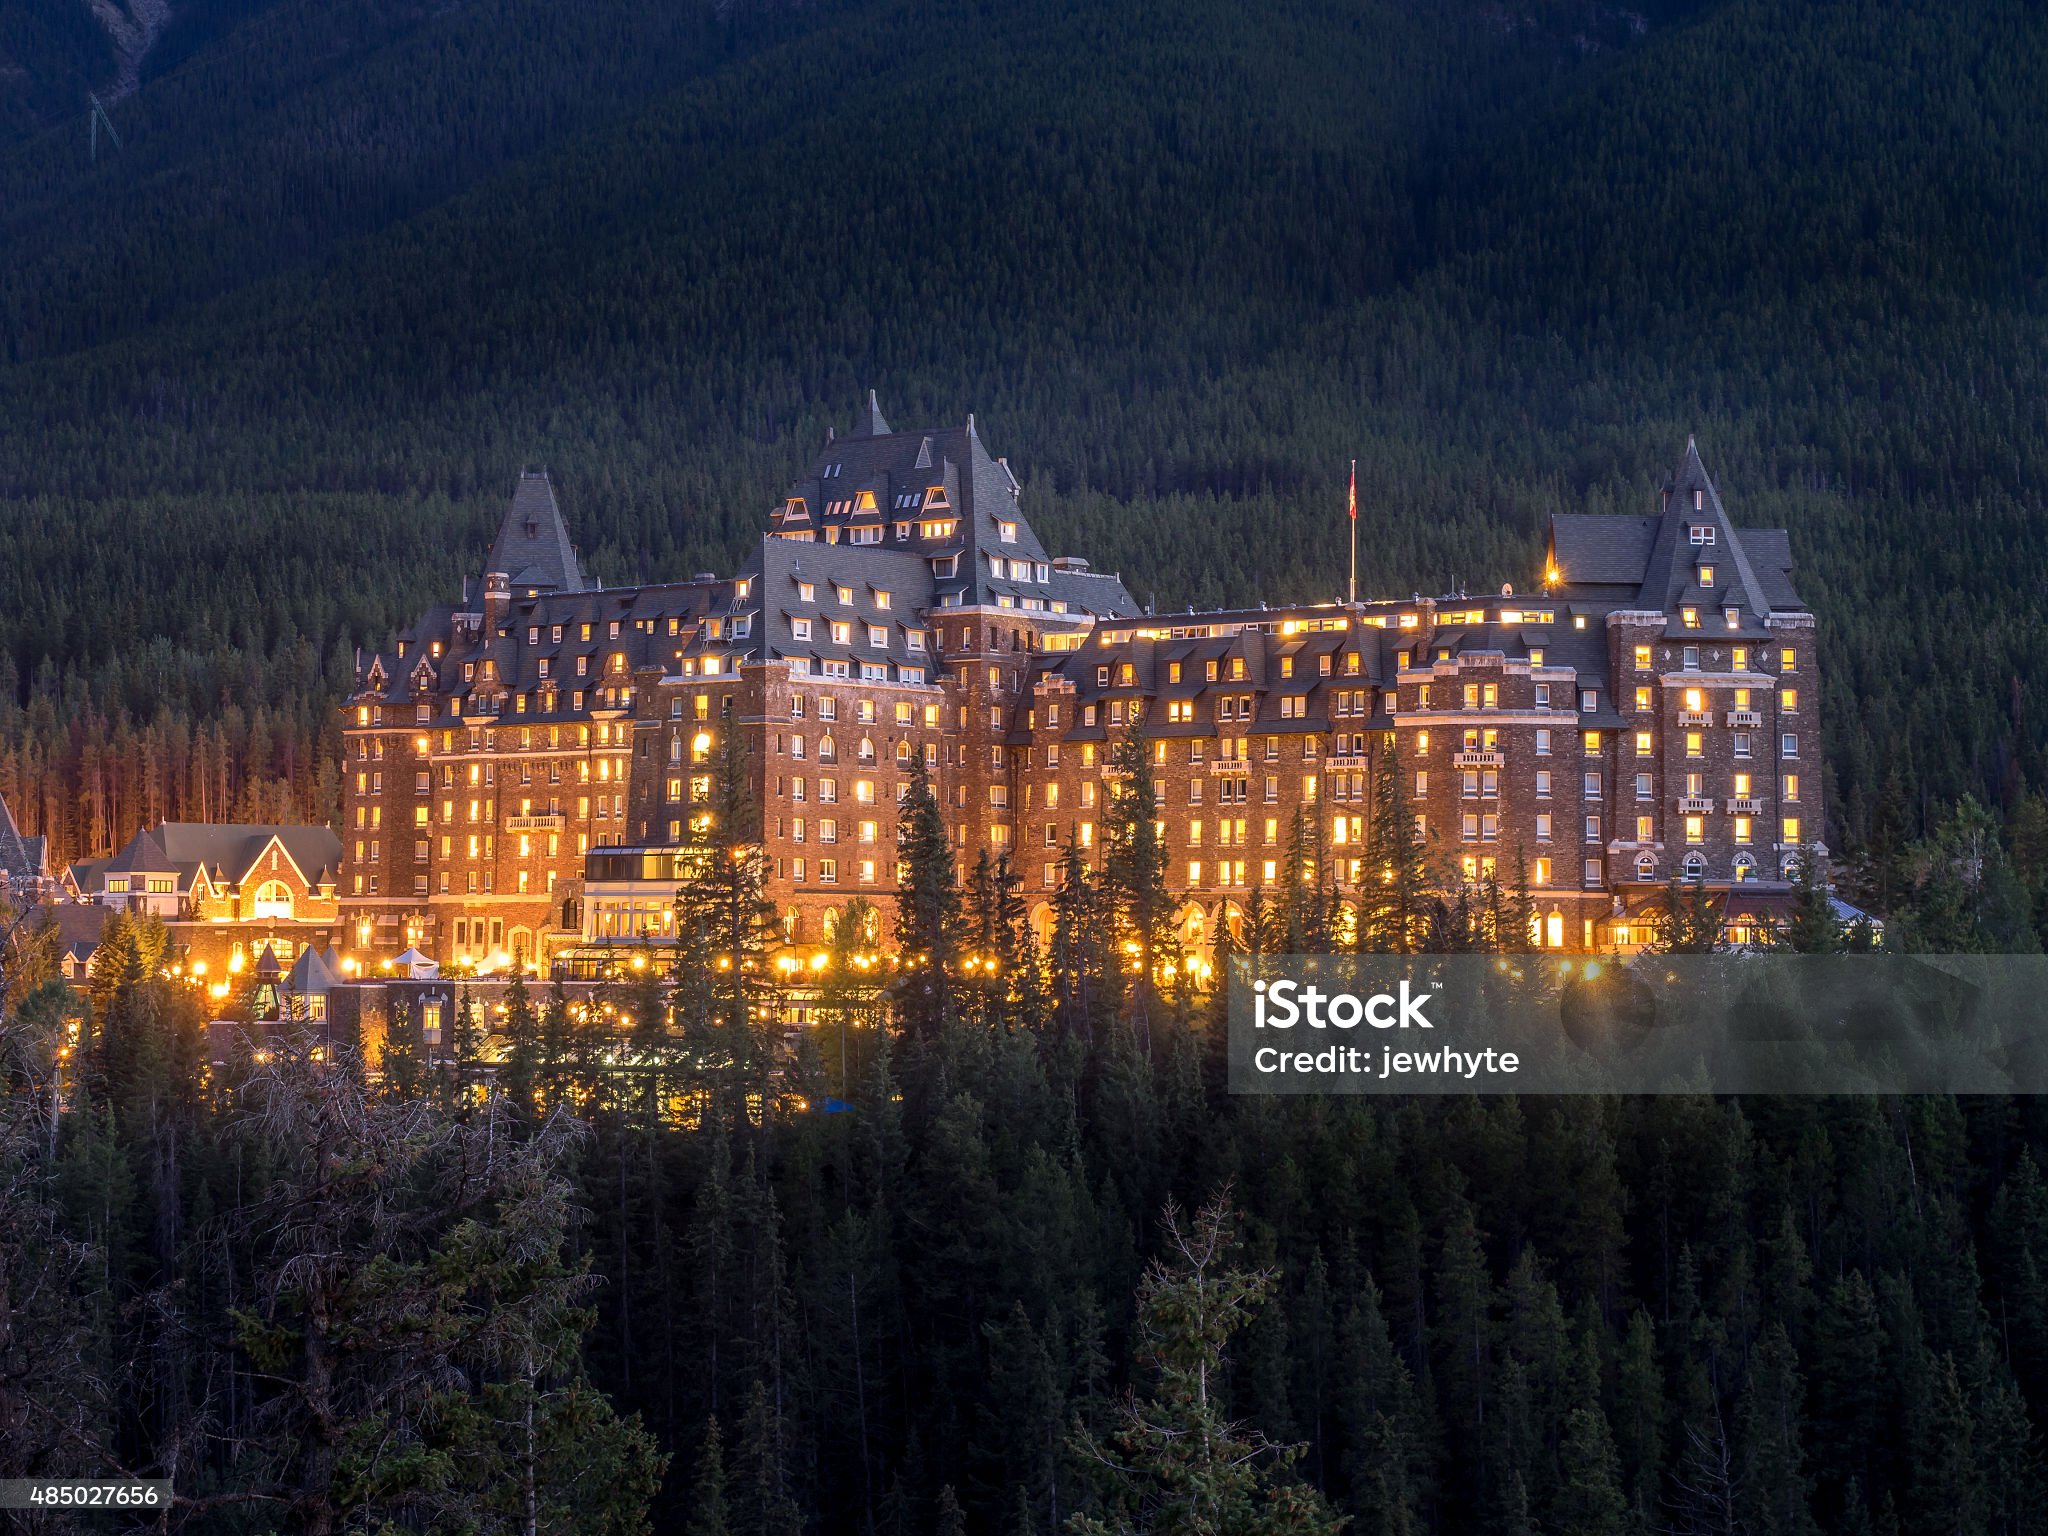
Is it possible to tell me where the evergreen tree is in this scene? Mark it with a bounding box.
[690,1418,731,1536]
[1069,1193,1344,1536]
[894,749,960,1043]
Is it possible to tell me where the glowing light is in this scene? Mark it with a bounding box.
[191,960,208,978]
[631,954,648,972]
[1583,961,1603,980]
[227,952,245,975]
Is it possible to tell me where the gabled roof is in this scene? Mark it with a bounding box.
[83,824,342,896]
[1548,439,1805,620]
[0,792,48,885]
[485,471,590,595]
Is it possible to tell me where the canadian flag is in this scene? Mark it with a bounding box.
[1348,460,1357,521]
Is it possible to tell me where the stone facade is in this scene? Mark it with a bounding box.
[340,415,1822,970]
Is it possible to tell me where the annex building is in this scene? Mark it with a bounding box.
[338,400,1823,972]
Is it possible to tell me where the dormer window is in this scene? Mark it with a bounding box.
[798,581,815,602]
[1697,565,1714,586]
[1682,607,1700,628]
[999,520,1018,543]
[1689,525,1716,545]
[873,589,891,610]
[1724,607,1740,629]
[736,579,752,600]
[835,584,853,605]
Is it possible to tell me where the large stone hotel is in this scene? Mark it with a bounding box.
[338,399,1822,972]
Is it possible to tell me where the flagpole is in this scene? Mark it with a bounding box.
[1347,459,1357,606]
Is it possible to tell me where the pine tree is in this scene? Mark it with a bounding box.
[1736,1322,1817,1536]
[1069,1193,1344,1535]
[690,1417,731,1536]
[894,749,960,1043]
[1362,745,1427,953]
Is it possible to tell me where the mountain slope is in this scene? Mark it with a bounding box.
[1,0,2045,863]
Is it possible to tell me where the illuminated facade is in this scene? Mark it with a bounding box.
[64,822,345,979]
[341,412,1823,967]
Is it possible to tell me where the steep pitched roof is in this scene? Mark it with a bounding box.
[285,945,341,996]
[854,389,892,438]
[485,471,589,595]
[86,824,342,894]
[0,792,47,886]
[1548,440,1805,620]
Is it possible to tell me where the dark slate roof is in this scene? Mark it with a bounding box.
[1549,440,1805,618]
[285,944,342,996]
[770,404,1134,617]
[741,535,940,678]
[36,901,108,959]
[1548,515,1658,588]
[0,792,47,887]
[485,472,590,595]
[85,825,343,894]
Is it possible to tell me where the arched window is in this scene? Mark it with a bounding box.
[783,906,801,942]
[252,881,294,920]
[858,737,875,762]
[1781,853,1801,880]
[1732,853,1756,882]
[819,735,838,763]
[1682,852,1707,881]
[1544,909,1565,949]
[821,906,840,941]
[1635,853,1657,882]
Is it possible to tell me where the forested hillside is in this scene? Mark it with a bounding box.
[2,0,2046,884]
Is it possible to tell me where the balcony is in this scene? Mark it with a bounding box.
[1726,798,1762,815]
[1678,796,1713,814]
[1726,710,1762,727]
[1326,754,1370,770]
[1208,758,1252,775]
[507,814,565,833]
[1678,710,1713,727]
[1454,750,1504,768]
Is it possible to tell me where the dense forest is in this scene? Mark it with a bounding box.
[6,738,2048,1533]
[2,0,2047,883]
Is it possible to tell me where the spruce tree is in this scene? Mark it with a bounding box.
[1069,1194,1344,1536]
